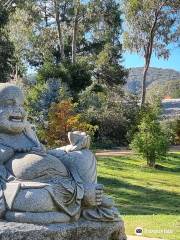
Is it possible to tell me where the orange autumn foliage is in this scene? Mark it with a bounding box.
[45,100,97,147]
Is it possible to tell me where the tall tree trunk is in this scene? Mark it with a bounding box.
[15,63,18,81]
[140,7,161,107]
[140,59,150,106]
[54,0,65,61]
[72,0,80,64]
[44,3,48,27]
[72,15,78,64]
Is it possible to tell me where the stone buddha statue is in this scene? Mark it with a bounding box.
[0,83,119,224]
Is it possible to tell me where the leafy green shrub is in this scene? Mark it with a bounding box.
[130,105,169,167]
[78,85,139,148]
[25,79,63,122]
[36,60,92,98]
[161,118,180,145]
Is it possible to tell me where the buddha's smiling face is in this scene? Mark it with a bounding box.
[0,84,27,134]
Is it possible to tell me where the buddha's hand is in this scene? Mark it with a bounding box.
[82,183,104,207]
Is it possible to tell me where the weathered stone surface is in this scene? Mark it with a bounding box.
[0,84,124,226]
[0,220,126,240]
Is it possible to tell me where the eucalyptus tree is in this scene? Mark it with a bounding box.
[87,0,128,86]
[8,5,41,79]
[0,2,14,82]
[6,0,127,88]
[123,0,180,106]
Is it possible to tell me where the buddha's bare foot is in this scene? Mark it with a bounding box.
[101,195,114,208]
[82,183,104,207]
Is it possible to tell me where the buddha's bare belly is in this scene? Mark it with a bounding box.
[6,153,69,181]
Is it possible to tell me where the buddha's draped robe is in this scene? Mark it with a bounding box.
[0,132,84,218]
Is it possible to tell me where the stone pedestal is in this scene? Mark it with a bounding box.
[0,220,126,240]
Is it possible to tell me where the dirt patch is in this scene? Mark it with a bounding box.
[95,146,180,157]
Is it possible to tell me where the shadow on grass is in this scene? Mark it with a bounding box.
[99,154,180,173]
[155,164,180,172]
[161,153,180,166]
[98,176,180,215]
[99,156,141,170]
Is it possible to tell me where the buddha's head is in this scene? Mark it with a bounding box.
[0,84,27,134]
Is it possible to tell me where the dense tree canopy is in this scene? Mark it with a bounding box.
[4,0,127,87]
[0,3,14,82]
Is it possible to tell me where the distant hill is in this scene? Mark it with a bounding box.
[161,99,180,120]
[126,67,180,93]
[147,79,180,100]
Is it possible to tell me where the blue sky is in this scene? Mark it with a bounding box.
[123,44,180,72]
[28,46,180,74]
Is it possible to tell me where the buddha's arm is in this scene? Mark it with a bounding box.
[0,144,15,165]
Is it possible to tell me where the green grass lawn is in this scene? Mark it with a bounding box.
[97,152,180,240]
